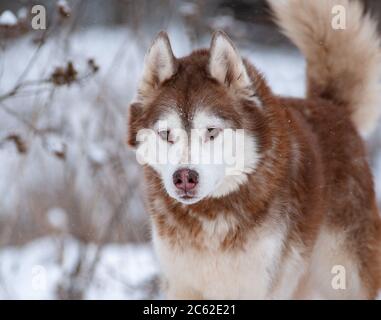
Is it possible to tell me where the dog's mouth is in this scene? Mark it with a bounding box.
[177,193,201,204]
[180,195,195,200]
[176,189,198,199]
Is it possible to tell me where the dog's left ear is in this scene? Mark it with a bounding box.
[137,31,177,101]
[209,31,254,95]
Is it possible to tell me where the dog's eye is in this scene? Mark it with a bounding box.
[206,128,220,141]
[158,130,171,142]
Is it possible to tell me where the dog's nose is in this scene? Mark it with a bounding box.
[173,169,199,192]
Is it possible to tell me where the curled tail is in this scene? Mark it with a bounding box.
[267,0,381,136]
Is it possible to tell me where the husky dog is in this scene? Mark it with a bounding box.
[128,0,381,299]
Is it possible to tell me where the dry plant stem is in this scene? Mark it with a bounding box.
[3,20,56,100]
[0,69,97,103]
[0,79,51,102]
[0,102,39,134]
[63,190,132,299]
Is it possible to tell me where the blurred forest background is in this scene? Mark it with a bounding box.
[0,0,381,299]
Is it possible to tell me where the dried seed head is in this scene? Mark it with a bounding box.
[50,61,78,86]
[88,58,99,73]
[5,134,27,154]
[57,0,71,18]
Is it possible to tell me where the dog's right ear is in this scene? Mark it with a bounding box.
[129,32,177,148]
[137,31,177,102]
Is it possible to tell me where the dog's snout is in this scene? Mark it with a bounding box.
[173,169,199,192]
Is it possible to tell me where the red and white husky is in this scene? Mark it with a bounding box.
[128,0,381,299]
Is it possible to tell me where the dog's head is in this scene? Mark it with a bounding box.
[128,31,273,204]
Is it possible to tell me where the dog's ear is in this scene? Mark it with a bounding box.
[209,31,254,96]
[137,31,177,101]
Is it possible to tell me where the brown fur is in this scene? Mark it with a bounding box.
[267,0,381,137]
[127,0,381,299]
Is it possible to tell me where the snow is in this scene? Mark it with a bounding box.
[0,14,380,300]
[88,143,108,164]
[47,207,68,230]
[0,10,18,26]
[210,15,236,30]
[57,0,71,14]
[86,243,158,299]
[178,2,197,16]
[0,237,158,299]
[58,0,69,7]
[44,135,66,155]
[17,7,28,20]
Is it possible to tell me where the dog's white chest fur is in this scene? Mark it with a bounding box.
[152,220,287,299]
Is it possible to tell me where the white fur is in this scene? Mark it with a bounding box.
[153,216,287,299]
[298,228,367,299]
[136,109,260,204]
[269,246,306,299]
[210,127,260,198]
[153,213,367,299]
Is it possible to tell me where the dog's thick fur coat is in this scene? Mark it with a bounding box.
[128,0,381,299]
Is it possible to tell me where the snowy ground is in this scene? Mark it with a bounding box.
[0,237,158,299]
[0,23,380,299]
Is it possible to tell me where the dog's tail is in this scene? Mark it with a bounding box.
[267,0,381,136]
